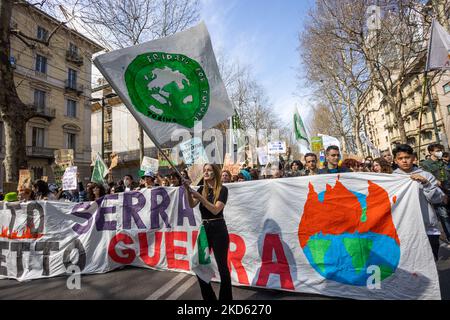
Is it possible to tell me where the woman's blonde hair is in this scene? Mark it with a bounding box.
[202,164,223,204]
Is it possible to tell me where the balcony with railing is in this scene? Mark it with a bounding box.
[64,80,84,96]
[26,146,56,158]
[384,116,394,130]
[28,104,56,121]
[104,141,113,152]
[66,51,84,66]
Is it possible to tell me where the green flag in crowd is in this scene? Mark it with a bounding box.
[294,107,311,154]
[91,153,109,184]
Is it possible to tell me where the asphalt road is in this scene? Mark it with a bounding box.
[0,242,448,300]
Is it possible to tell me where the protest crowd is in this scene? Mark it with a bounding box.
[3,142,450,262]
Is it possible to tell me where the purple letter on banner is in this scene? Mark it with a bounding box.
[96,194,118,231]
[151,188,171,229]
[123,192,146,229]
[71,202,95,235]
[177,187,196,226]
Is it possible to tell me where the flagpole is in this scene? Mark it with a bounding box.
[417,73,428,161]
[424,19,441,145]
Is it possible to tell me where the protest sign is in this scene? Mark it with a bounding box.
[267,141,286,154]
[54,149,74,167]
[158,149,175,167]
[141,156,159,173]
[109,153,119,169]
[179,137,209,165]
[311,136,324,153]
[17,170,31,190]
[0,174,440,300]
[62,166,77,191]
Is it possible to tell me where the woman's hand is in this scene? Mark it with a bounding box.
[191,190,203,201]
[182,179,192,189]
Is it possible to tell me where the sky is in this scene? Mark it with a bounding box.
[199,0,316,126]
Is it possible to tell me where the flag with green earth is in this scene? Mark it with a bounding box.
[94,22,234,145]
[91,153,109,184]
[191,225,214,283]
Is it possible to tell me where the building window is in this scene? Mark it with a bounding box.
[444,82,450,94]
[422,131,433,141]
[37,26,48,41]
[65,133,76,150]
[447,105,450,114]
[32,167,44,180]
[33,89,46,111]
[66,99,77,118]
[35,54,47,74]
[385,136,388,142]
[32,127,45,147]
[69,43,78,55]
[407,137,416,146]
[68,68,77,88]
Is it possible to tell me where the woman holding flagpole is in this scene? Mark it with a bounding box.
[184,164,233,301]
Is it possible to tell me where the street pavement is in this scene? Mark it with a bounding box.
[0,242,448,300]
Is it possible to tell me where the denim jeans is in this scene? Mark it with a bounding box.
[197,219,233,301]
[434,205,450,240]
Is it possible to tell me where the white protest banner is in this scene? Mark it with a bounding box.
[267,141,286,155]
[62,166,78,191]
[94,22,234,145]
[0,174,441,300]
[141,156,159,173]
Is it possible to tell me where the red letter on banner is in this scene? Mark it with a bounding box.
[108,233,136,264]
[139,232,162,267]
[256,234,294,290]
[166,231,189,271]
[227,234,249,285]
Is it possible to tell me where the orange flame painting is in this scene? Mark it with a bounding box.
[0,226,43,240]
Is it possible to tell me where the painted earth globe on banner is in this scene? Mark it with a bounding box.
[125,52,210,128]
[298,179,401,286]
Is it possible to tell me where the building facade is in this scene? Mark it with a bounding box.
[361,66,450,159]
[9,3,103,183]
[91,84,157,181]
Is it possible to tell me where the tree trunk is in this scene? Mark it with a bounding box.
[0,0,34,182]
[353,117,363,157]
[3,114,27,182]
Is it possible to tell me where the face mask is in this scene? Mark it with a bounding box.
[435,152,443,159]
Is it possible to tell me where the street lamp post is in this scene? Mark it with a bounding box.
[90,92,118,162]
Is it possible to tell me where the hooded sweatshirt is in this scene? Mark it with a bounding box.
[394,167,445,235]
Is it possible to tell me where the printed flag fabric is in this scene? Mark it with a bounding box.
[294,108,311,154]
[91,153,108,184]
[191,225,215,283]
[0,174,442,300]
[426,19,450,71]
[94,22,234,144]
